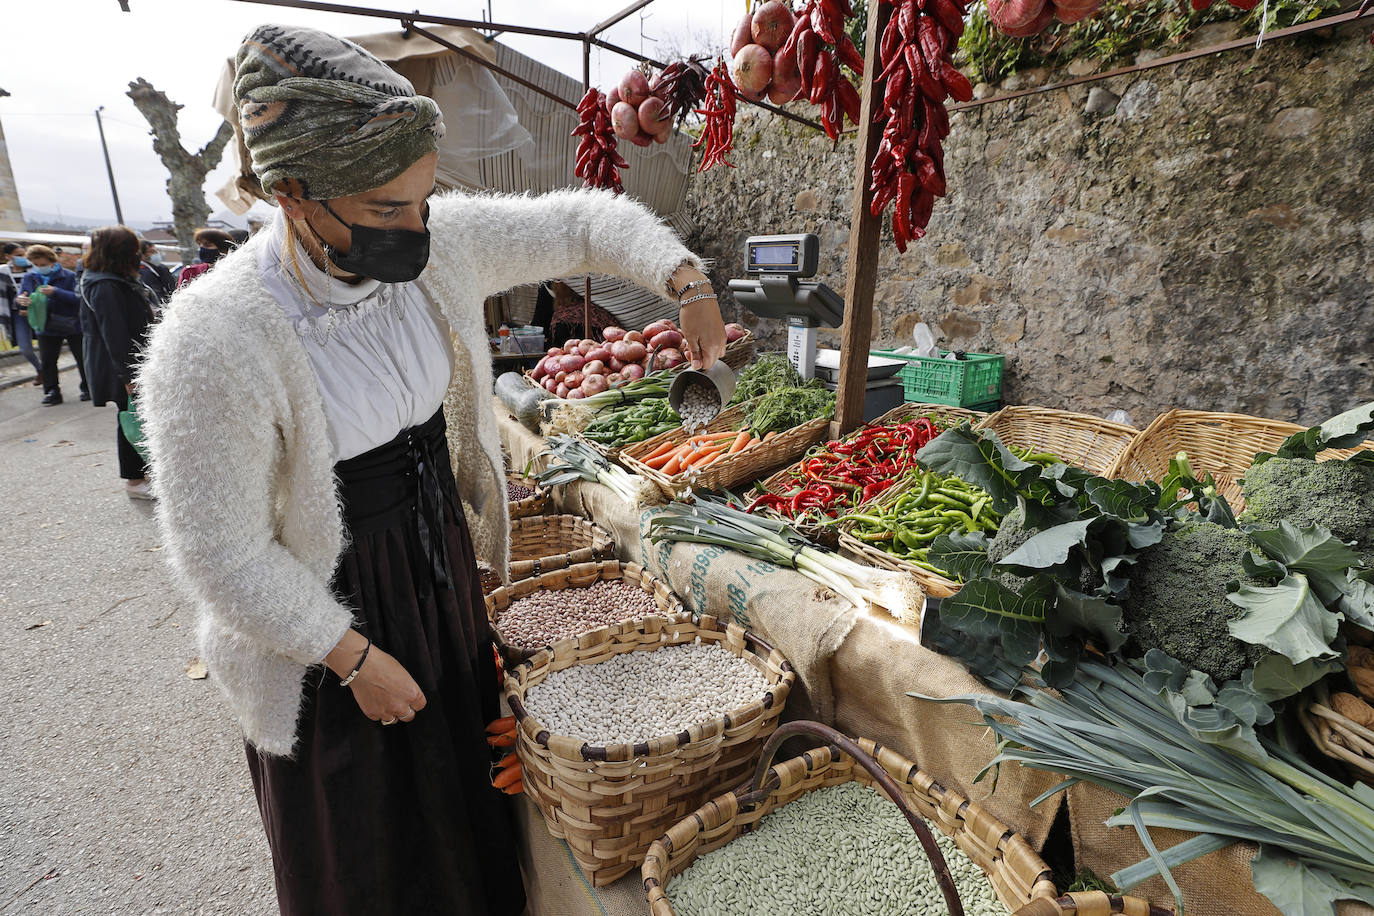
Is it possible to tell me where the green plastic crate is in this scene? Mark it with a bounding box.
[871,349,1005,408]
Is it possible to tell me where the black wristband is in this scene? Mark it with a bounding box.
[339,637,372,687]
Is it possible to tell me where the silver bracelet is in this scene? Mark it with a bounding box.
[678,292,718,308]
[674,279,712,299]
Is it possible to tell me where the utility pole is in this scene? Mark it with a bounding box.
[94,106,124,225]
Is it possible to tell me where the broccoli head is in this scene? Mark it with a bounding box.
[987,504,1106,595]
[1238,457,1374,566]
[1120,521,1270,683]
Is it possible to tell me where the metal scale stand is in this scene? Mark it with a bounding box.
[728,233,904,422]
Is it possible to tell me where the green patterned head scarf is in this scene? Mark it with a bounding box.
[233,24,444,200]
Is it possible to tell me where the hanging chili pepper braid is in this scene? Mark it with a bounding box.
[573,87,628,194]
[868,0,972,252]
[655,56,712,128]
[694,61,739,172]
[776,0,865,140]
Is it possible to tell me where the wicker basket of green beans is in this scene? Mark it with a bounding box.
[578,397,682,458]
[642,720,1059,916]
[837,468,1003,599]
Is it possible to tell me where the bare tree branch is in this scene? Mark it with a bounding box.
[126,77,233,261]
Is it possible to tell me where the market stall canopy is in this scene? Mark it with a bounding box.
[210,24,695,329]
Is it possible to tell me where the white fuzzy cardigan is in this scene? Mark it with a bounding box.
[138,189,702,756]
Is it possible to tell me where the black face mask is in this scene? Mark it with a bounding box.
[311,199,430,284]
[198,246,221,264]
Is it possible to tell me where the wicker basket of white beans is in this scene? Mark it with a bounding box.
[504,613,795,887]
[643,722,1062,916]
[485,560,683,662]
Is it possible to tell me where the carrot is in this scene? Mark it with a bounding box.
[763,431,778,442]
[485,716,516,735]
[495,752,517,769]
[493,762,523,789]
[644,450,675,470]
[643,439,677,461]
[662,453,684,475]
[500,779,525,795]
[688,448,725,469]
[486,732,516,748]
[727,430,751,454]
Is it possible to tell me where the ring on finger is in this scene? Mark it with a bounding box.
[400,708,416,722]
[381,717,398,726]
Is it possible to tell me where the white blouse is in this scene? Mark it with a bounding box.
[258,213,454,461]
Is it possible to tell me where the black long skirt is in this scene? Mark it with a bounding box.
[246,409,526,916]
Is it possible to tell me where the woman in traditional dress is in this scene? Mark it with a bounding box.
[138,23,725,916]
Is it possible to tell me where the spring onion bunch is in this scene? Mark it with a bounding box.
[531,435,661,505]
[648,497,924,622]
[915,658,1374,915]
[540,372,676,436]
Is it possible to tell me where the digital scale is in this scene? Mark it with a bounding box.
[728,233,904,422]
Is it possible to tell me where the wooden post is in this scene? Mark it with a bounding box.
[833,0,892,434]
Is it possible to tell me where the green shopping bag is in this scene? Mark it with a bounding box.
[118,402,151,460]
[25,289,47,334]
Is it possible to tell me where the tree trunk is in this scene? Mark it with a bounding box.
[126,77,235,263]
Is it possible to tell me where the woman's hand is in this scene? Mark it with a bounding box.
[15,294,28,310]
[326,630,427,725]
[669,264,727,370]
[39,285,55,296]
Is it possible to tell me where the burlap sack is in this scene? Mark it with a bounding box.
[1069,782,1374,916]
[515,794,646,916]
[833,612,1065,849]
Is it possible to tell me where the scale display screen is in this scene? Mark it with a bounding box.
[745,233,819,277]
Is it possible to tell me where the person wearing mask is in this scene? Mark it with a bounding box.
[17,244,89,405]
[4,244,41,385]
[80,227,158,499]
[138,24,725,916]
[137,240,176,304]
[175,228,236,288]
[0,243,18,350]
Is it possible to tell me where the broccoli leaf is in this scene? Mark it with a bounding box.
[1242,551,1290,581]
[1248,522,1364,580]
[1215,671,1276,728]
[937,576,1050,667]
[1275,401,1374,461]
[1051,584,1127,653]
[1250,653,1343,701]
[918,427,1054,515]
[1000,518,1097,570]
[1339,570,1374,630]
[1226,574,1342,664]
[927,531,991,582]
[1251,845,1374,916]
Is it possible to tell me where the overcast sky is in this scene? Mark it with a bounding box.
[1,0,732,228]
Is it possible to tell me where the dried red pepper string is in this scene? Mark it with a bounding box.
[868,0,969,252]
[572,87,627,194]
[777,0,864,140]
[694,60,738,172]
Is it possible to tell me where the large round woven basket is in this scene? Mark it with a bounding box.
[1107,409,1374,513]
[506,613,795,887]
[642,722,1059,915]
[1012,891,1173,915]
[506,470,550,519]
[974,406,1139,475]
[485,560,684,663]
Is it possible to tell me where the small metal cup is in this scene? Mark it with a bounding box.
[668,360,737,421]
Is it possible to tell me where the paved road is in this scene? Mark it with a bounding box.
[0,364,276,915]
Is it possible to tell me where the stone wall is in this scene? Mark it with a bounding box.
[682,22,1374,426]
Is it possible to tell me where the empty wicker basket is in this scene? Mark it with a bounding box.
[974,406,1139,475]
[506,613,795,887]
[643,721,1060,915]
